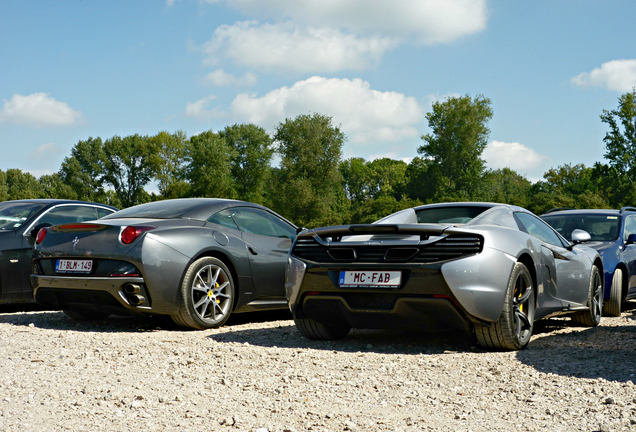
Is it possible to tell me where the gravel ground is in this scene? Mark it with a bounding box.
[0,303,635,432]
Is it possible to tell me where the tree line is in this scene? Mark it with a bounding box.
[2,89,636,228]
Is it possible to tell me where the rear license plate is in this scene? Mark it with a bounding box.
[55,259,93,273]
[339,271,401,288]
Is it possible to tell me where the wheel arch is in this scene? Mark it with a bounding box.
[516,253,537,305]
[187,249,241,311]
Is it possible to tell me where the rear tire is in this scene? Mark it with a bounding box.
[171,257,235,330]
[293,316,351,340]
[63,309,110,321]
[602,268,622,317]
[571,265,603,327]
[475,262,535,350]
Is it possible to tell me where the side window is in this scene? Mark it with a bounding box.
[36,206,99,227]
[231,207,296,239]
[97,207,115,219]
[624,215,636,240]
[207,209,240,231]
[515,212,564,247]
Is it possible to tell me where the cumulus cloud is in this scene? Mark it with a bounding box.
[204,0,487,44]
[0,93,84,127]
[184,95,223,121]
[29,143,60,159]
[572,59,636,92]
[204,69,258,87]
[483,141,552,177]
[202,21,396,73]
[225,76,424,144]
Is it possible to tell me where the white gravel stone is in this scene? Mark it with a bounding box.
[0,305,635,431]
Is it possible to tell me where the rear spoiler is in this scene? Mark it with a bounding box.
[301,224,451,243]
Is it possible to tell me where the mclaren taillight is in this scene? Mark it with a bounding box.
[35,227,48,245]
[120,226,155,245]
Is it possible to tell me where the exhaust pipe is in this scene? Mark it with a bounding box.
[128,294,146,306]
[123,284,140,295]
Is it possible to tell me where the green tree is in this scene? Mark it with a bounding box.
[148,130,189,199]
[273,113,347,227]
[39,173,77,199]
[482,168,531,208]
[59,137,108,202]
[184,130,235,198]
[5,169,43,200]
[598,88,636,206]
[418,94,493,201]
[0,170,8,202]
[103,134,154,208]
[219,123,274,204]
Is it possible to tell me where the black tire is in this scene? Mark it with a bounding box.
[475,262,535,350]
[293,316,351,340]
[602,268,622,317]
[63,309,110,321]
[171,257,235,330]
[571,265,603,327]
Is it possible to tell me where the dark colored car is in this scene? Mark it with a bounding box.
[0,199,116,304]
[541,207,636,316]
[31,198,297,329]
[286,202,603,350]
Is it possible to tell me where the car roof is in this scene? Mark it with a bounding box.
[541,209,628,217]
[0,199,116,209]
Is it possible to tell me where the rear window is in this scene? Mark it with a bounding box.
[542,214,620,241]
[103,200,209,219]
[416,206,491,224]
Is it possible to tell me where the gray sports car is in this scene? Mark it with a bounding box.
[286,202,604,350]
[31,198,297,329]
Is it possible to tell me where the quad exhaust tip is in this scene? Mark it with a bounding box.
[123,283,140,295]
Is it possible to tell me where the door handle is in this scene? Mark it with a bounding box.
[248,246,258,255]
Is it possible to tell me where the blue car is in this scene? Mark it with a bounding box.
[541,207,636,316]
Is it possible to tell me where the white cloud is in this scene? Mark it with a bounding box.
[205,0,487,44]
[204,69,258,87]
[29,143,59,159]
[572,59,636,92]
[483,141,552,178]
[184,95,223,121]
[227,76,424,144]
[202,21,396,73]
[0,93,84,127]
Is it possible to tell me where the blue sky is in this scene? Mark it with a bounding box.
[1,0,635,183]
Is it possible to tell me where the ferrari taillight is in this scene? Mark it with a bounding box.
[120,226,155,244]
[35,228,48,245]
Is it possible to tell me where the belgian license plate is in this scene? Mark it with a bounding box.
[55,259,93,273]
[339,271,401,288]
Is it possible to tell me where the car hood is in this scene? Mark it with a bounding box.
[585,241,615,254]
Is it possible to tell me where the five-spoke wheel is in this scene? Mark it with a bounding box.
[572,265,603,327]
[475,261,535,350]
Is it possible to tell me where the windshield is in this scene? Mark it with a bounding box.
[415,206,491,224]
[542,214,620,241]
[0,202,45,230]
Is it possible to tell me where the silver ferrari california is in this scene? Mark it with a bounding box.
[286,202,604,350]
[31,198,297,329]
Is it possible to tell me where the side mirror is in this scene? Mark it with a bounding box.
[30,223,52,238]
[626,234,636,245]
[571,229,591,244]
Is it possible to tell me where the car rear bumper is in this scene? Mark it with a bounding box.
[30,275,170,315]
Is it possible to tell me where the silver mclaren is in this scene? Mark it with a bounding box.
[31,198,297,329]
[286,202,604,350]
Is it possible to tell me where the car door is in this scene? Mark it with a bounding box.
[515,212,591,307]
[621,215,636,296]
[228,207,296,298]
